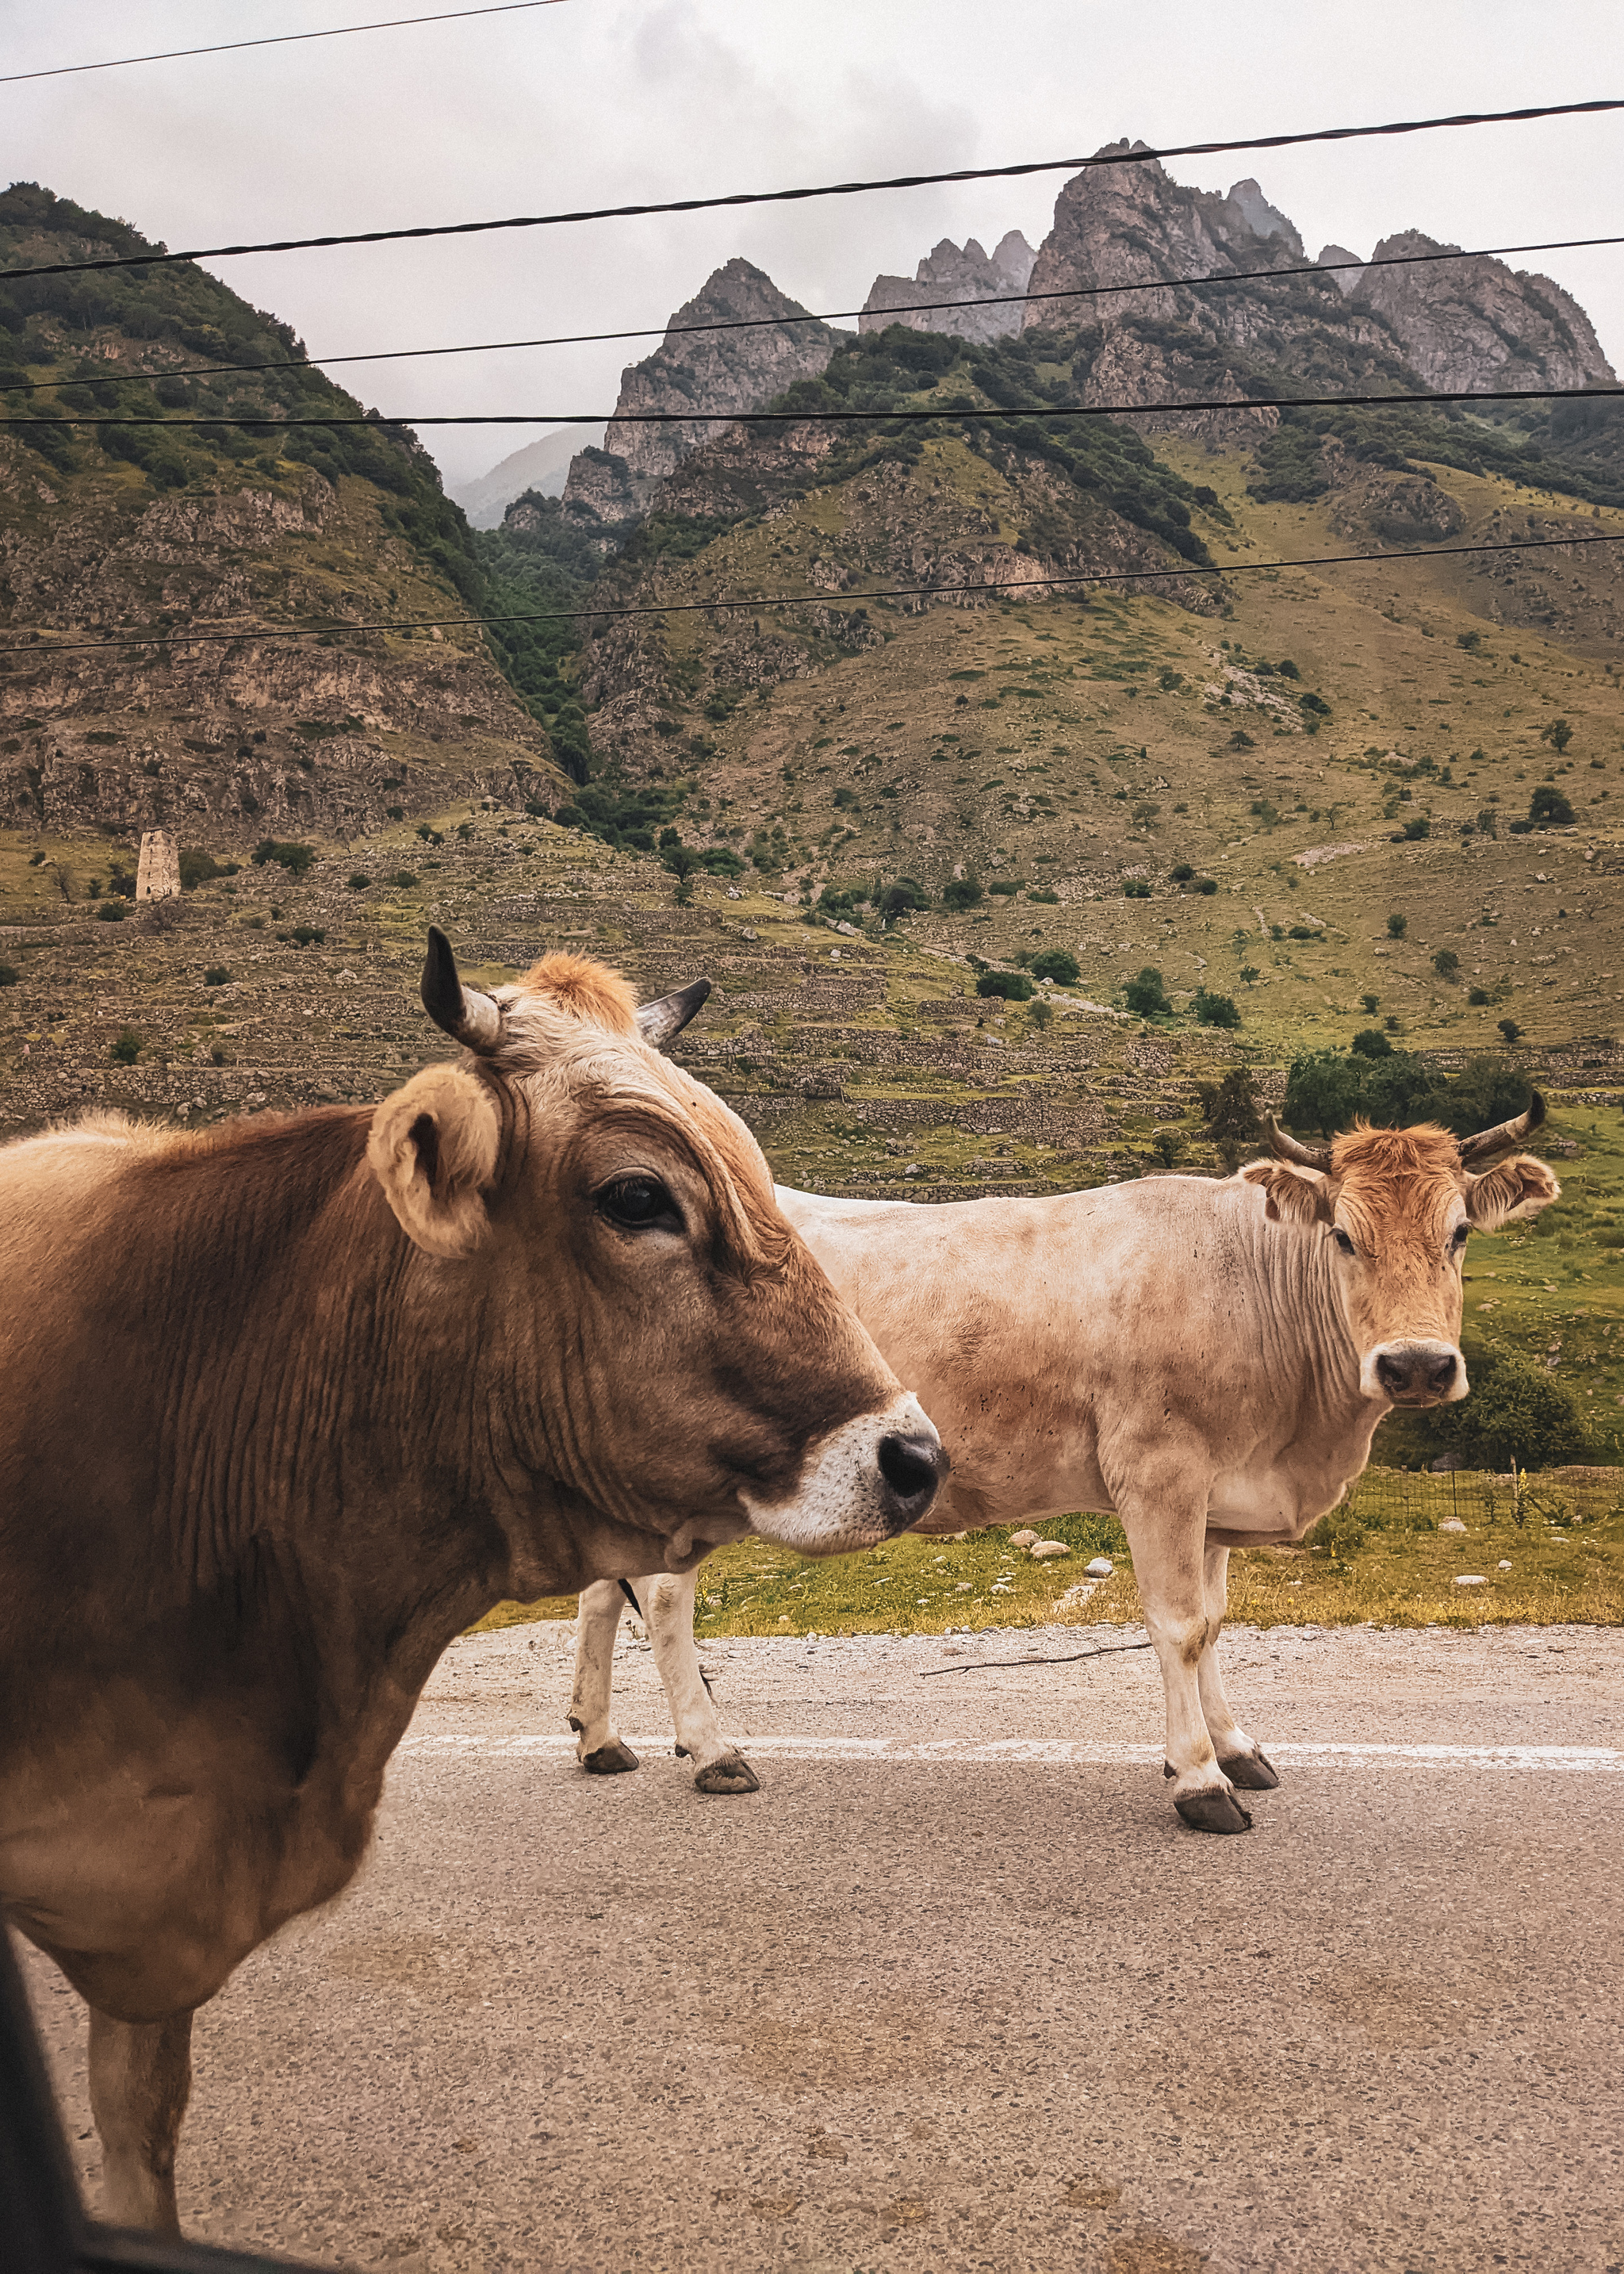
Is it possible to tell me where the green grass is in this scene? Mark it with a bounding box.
[470,1471,1624,1636]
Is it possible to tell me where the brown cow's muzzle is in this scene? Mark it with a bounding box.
[1366,1340,1465,1406]
[740,1391,948,1555]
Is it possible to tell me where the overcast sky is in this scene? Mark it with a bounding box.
[4,0,1622,490]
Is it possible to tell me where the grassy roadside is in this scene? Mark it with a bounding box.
[471,1469,1624,1639]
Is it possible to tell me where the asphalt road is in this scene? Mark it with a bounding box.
[21,1624,1624,2274]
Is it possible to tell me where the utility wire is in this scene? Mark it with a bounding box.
[13,381,1622,427]
[6,98,1622,281]
[12,231,1621,396]
[0,2,570,86]
[4,531,1618,659]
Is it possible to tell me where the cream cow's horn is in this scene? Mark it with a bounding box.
[420,925,504,1053]
[1457,1091,1546,1165]
[1265,1117,1334,1172]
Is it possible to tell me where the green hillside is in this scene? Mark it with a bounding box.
[0,182,563,842]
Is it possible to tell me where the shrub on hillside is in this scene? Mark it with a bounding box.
[976,970,1033,1003]
[1529,784,1574,826]
[251,839,316,876]
[1193,988,1241,1029]
[1124,878,1151,899]
[1425,1345,1587,1472]
[1124,966,1170,1017]
[942,876,983,912]
[1029,947,1080,986]
[109,1029,140,1064]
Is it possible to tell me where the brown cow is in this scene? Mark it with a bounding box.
[566,1107,1557,1829]
[0,933,944,2234]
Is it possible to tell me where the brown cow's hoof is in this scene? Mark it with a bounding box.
[1174,1786,1253,1834]
[1221,1748,1280,1791]
[694,1751,761,1796]
[582,1740,640,1775]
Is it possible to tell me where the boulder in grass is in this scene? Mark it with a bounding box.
[1009,1528,1040,1550]
[1439,1518,1468,1534]
[1453,1574,1488,1586]
[1085,1555,1115,1579]
[1031,1540,1071,1560]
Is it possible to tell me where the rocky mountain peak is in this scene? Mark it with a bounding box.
[1349,231,1616,393]
[860,228,1037,343]
[561,258,840,535]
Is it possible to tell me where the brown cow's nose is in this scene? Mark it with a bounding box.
[1376,1347,1459,1402]
[877,1432,949,1527]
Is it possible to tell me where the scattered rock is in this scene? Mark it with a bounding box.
[1439,1518,1468,1534]
[1031,1540,1071,1560]
[1453,1574,1488,1586]
[1085,1555,1115,1578]
[1498,1560,1513,1571]
[1009,1529,1040,1550]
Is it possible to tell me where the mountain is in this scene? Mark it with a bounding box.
[1347,232,1614,394]
[860,231,1037,343]
[561,259,843,538]
[452,424,605,528]
[0,183,565,844]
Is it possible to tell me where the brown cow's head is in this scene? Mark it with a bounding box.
[1239,1102,1559,1408]
[365,930,944,1571]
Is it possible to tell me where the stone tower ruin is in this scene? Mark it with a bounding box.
[135,829,181,901]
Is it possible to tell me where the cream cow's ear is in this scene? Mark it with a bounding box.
[1237,1157,1333,1225]
[369,1064,501,1259]
[1465,1152,1561,1231]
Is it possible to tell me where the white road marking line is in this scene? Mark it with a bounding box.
[399,1735,1624,1770]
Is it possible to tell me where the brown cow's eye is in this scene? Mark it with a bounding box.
[596,1175,682,1233]
[1450,1223,1469,1249]
[1332,1228,1356,1256]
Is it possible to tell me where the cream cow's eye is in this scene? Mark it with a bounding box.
[1332,1228,1356,1256]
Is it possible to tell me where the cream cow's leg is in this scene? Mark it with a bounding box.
[88,2005,193,2235]
[1195,1542,1278,1793]
[1114,1475,1254,1835]
[643,1570,760,1796]
[568,1579,641,1774]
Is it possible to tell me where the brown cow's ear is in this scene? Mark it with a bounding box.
[368,1064,501,1259]
[1464,1152,1561,1231]
[1238,1158,1333,1225]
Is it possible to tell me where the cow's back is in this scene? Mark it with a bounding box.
[776,1179,1348,1530]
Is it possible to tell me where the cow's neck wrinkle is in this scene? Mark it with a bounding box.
[1243,1196,1377,1453]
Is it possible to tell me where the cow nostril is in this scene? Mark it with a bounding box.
[878,1431,947,1509]
[1375,1353,1410,1395]
[1427,1352,1458,1395]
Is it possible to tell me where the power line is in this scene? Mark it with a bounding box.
[5,531,1618,658]
[12,231,1621,397]
[6,98,1622,282]
[0,2,569,86]
[13,381,1622,428]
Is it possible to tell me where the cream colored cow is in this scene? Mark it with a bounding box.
[567,1106,1557,1833]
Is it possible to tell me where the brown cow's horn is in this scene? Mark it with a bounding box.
[420,925,502,1053]
[1457,1089,1545,1165]
[1265,1116,1333,1172]
[637,977,712,1050]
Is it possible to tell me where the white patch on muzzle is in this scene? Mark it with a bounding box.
[741,1392,944,1555]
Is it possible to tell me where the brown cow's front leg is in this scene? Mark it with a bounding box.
[1196,1543,1278,1793]
[644,1570,759,1795]
[1115,1477,1253,1835]
[568,1580,641,1774]
[88,2004,193,2235]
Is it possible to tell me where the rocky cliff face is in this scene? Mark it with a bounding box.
[561,259,840,534]
[1022,145,1615,409]
[1349,232,1616,393]
[860,231,1036,343]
